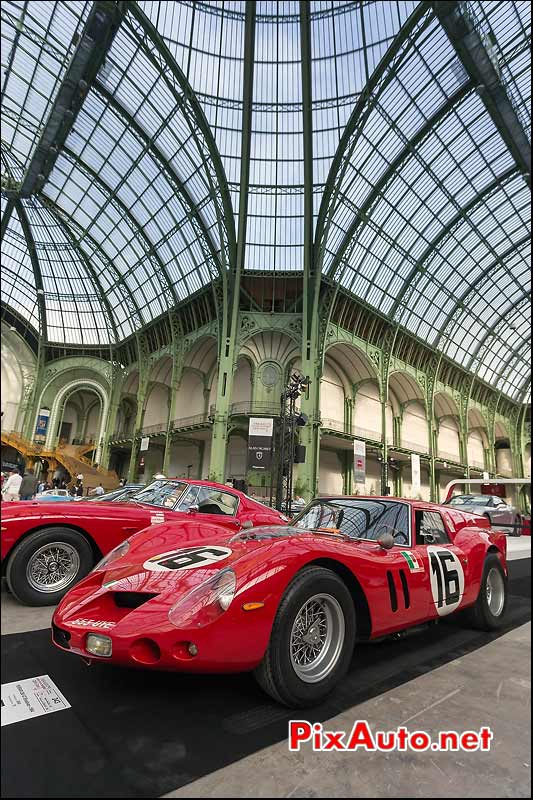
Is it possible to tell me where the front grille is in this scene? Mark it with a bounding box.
[52,623,71,649]
[113,592,157,609]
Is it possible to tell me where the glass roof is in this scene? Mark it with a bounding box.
[1,1,530,401]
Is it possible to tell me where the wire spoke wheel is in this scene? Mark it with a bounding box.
[290,593,345,683]
[26,542,80,594]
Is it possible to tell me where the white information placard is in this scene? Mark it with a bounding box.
[354,440,366,485]
[140,436,150,451]
[1,675,70,727]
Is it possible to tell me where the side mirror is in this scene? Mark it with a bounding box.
[242,520,254,530]
[377,532,395,550]
[188,504,199,514]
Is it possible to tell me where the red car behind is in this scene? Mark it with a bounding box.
[1,479,286,605]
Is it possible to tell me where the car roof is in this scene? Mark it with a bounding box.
[319,495,451,511]
[159,478,248,495]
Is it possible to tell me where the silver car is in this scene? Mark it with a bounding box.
[444,494,522,534]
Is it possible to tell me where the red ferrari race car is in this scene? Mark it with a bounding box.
[51,496,508,707]
[1,479,286,606]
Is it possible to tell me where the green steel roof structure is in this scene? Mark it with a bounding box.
[1,0,531,402]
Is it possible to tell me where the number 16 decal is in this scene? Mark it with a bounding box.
[428,546,465,616]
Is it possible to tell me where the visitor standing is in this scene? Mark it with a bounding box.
[19,468,39,501]
[2,469,22,501]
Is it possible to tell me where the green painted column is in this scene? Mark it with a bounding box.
[163,365,183,476]
[381,393,389,495]
[298,370,322,499]
[100,366,124,471]
[209,373,232,482]
[127,338,151,482]
[426,406,438,503]
[397,463,404,496]
[127,396,147,483]
[297,0,322,502]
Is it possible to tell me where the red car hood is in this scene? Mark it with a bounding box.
[56,523,310,618]
[102,523,290,590]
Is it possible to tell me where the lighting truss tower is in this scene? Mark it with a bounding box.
[275,373,310,515]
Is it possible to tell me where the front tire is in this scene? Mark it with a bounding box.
[464,554,508,631]
[254,566,356,707]
[6,527,94,606]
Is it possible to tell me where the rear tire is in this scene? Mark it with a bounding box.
[464,554,508,631]
[254,566,356,707]
[6,527,93,606]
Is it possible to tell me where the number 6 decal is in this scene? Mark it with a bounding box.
[143,546,232,572]
[427,546,465,616]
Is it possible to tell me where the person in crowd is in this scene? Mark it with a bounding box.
[37,480,46,494]
[2,469,22,502]
[91,483,105,496]
[76,473,84,482]
[19,468,39,501]
[76,481,84,497]
[69,483,77,497]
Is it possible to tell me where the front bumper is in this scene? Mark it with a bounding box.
[51,574,275,673]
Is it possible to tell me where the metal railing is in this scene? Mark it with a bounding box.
[229,401,281,418]
[140,422,167,436]
[170,413,212,430]
[352,425,383,442]
[399,440,430,455]
[436,451,463,464]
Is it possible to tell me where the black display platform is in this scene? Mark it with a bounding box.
[2,558,530,798]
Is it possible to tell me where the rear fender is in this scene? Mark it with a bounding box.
[453,526,508,607]
[1,522,101,574]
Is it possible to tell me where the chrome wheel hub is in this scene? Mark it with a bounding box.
[290,593,345,684]
[26,542,80,594]
[486,567,505,617]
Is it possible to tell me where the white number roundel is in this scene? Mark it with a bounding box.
[143,546,232,572]
[427,546,465,616]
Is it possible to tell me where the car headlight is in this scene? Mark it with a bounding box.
[168,568,236,629]
[93,540,130,571]
[86,633,112,658]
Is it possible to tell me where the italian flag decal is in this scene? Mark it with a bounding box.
[400,551,424,573]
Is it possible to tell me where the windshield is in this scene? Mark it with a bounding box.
[128,480,188,509]
[84,486,143,503]
[291,499,410,545]
[447,495,488,506]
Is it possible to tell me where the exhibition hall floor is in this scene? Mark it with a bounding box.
[1,555,530,799]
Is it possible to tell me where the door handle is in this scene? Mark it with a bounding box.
[122,526,137,532]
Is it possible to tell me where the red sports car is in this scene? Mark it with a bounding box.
[1,479,287,606]
[51,496,508,707]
